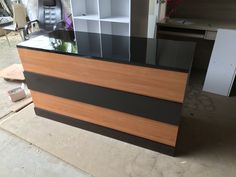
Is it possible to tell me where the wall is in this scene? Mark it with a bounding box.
[172,0,236,22]
[132,0,164,38]
[131,0,149,37]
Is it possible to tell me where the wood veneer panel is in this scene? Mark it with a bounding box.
[31,91,179,147]
[25,71,182,125]
[18,48,188,103]
[35,108,176,155]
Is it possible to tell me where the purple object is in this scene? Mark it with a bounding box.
[64,14,73,30]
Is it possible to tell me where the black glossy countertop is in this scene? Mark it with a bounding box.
[17,30,196,72]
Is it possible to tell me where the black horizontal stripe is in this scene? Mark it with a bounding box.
[35,108,176,156]
[25,72,182,125]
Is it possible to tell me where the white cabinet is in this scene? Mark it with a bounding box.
[203,29,236,96]
[101,22,129,36]
[70,0,131,36]
[71,0,99,18]
[74,19,100,33]
[99,0,130,23]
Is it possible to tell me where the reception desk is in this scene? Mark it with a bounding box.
[17,30,195,156]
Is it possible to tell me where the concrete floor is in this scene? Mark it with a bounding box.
[0,33,236,177]
[0,33,20,70]
[0,128,91,177]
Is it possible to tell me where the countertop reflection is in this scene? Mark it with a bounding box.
[17,30,196,72]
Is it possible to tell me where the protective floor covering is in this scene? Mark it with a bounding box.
[0,128,92,177]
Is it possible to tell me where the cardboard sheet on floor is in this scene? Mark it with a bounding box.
[0,64,25,81]
[10,96,33,112]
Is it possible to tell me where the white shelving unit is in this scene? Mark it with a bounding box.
[71,0,99,18]
[74,19,100,33]
[101,22,130,36]
[70,0,131,36]
[73,15,100,21]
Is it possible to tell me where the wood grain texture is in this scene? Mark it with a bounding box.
[18,48,188,103]
[31,90,179,147]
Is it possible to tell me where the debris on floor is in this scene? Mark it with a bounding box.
[8,83,27,102]
[0,64,32,118]
[7,83,32,112]
[0,64,25,81]
[0,78,32,118]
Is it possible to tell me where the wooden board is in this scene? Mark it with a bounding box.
[18,48,188,103]
[31,90,179,147]
[10,96,33,112]
[0,64,25,81]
